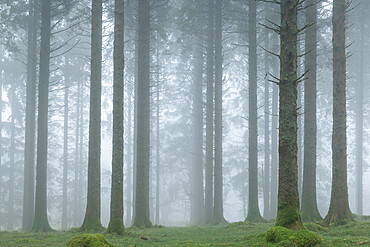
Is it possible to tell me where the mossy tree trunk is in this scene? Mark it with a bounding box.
[80,0,103,232]
[301,0,322,222]
[212,0,227,225]
[22,0,37,232]
[133,0,152,228]
[246,0,263,223]
[324,0,354,226]
[32,0,53,232]
[204,0,215,225]
[275,0,303,230]
[107,0,125,235]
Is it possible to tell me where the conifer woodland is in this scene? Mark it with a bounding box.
[0,0,369,246]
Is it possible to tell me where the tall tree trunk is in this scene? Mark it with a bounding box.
[7,81,16,231]
[324,0,354,226]
[0,45,3,229]
[190,38,204,226]
[355,10,365,216]
[133,0,152,228]
[246,0,263,222]
[155,46,161,226]
[32,0,52,232]
[22,0,37,232]
[297,39,303,199]
[204,0,215,225]
[212,0,226,225]
[263,2,270,220]
[73,80,80,227]
[107,0,125,234]
[126,88,132,226]
[61,58,70,230]
[80,0,103,231]
[301,0,322,222]
[275,0,303,230]
[79,75,85,224]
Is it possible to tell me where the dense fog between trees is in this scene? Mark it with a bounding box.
[0,0,369,231]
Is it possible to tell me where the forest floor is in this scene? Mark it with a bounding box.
[0,220,369,246]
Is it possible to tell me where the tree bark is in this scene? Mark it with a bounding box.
[32,0,53,232]
[246,0,263,222]
[301,0,322,222]
[133,0,152,228]
[204,0,215,225]
[80,0,103,231]
[324,0,354,226]
[22,0,38,232]
[107,0,125,235]
[73,79,80,227]
[275,0,303,230]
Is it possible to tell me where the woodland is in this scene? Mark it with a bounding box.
[0,0,369,246]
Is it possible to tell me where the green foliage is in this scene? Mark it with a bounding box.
[265,226,323,246]
[304,223,328,233]
[66,234,114,247]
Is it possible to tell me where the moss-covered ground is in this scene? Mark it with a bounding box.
[0,220,369,246]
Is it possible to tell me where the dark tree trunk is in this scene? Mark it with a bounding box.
[107,0,125,235]
[133,0,152,228]
[275,0,303,230]
[204,0,215,225]
[32,0,53,232]
[301,0,322,222]
[190,38,204,226]
[212,0,226,225]
[80,0,103,231]
[246,0,263,222]
[324,0,354,226]
[22,0,38,232]
[61,58,70,230]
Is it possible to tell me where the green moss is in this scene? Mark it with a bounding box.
[303,223,328,232]
[275,205,303,230]
[106,218,125,235]
[66,234,114,247]
[265,226,323,247]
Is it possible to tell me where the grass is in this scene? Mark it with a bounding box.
[0,220,369,246]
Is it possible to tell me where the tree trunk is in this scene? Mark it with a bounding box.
[126,88,133,226]
[22,0,37,232]
[32,0,53,232]
[190,37,204,226]
[0,45,3,230]
[133,0,152,228]
[212,0,226,225]
[155,46,161,226]
[73,80,80,227]
[275,0,303,230]
[301,0,322,222]
[107,0,125,235]
[7,81,16,231]
[204,0,215,225]
[61,58,70,230]
[80,0,103,231]
[355,10,365,216]
[324,0,354,226]
[246,0,263,222]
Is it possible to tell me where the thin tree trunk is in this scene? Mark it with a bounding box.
[246,0,263,222]
[355,10,365,216]
[80,0,103,231]
[61,58,70,230]
[107,0,125,234]
[22,0,37,232]
[155,46,161,226]
[212,0,226,225]
[0,45,3,230]
[275,0,303,230]
[73,80,80,227]
[301,0,322,222]
[32,0,53,232]
[79,75,84,224]
[133,0,152,228]
[324,0,354,226]
[126,88,132,226]
[204,0,215,225]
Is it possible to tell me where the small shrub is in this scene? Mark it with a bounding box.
[66,233,114,247]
